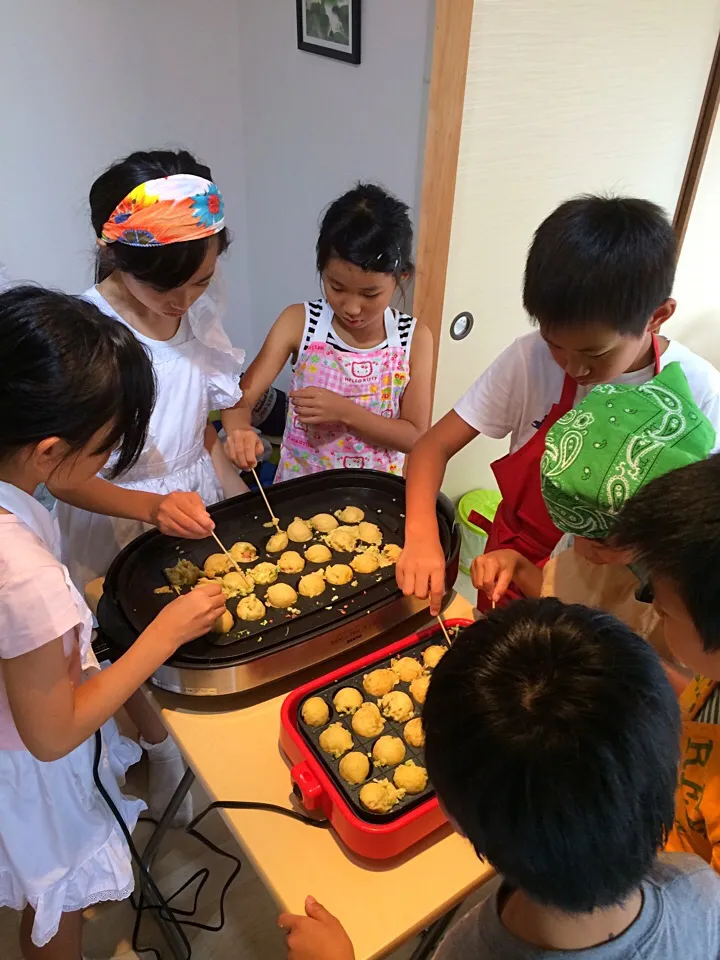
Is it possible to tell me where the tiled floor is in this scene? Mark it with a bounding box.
[0,756,492,959]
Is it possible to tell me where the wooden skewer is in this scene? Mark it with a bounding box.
[211,531,251,591]
[437,613,452,645]
[252,467,281,532]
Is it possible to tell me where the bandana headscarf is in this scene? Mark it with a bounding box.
[541,362,714,539]
[101,174,225,247]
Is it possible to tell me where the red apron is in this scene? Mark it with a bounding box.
[471,336,662,609]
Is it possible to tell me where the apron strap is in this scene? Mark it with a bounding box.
[558,372,577,411]
[651,332,662,375]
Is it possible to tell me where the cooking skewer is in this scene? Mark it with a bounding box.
[437,612,452,645]
[211,530,251,591]
[252,467,281,532]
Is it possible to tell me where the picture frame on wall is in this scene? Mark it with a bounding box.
[296,0,361,65]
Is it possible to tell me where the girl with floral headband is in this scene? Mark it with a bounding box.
[228,183,434,480]
[52,149,248,824]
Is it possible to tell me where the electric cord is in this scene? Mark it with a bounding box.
[92,730,329,958]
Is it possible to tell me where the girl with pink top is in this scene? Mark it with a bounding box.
[228,184,433,479]
[0,287,225,959]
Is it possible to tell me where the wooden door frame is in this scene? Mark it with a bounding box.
[414,0,474,396]
[416,2,720,392]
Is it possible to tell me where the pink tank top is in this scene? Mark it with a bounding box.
[275,300,416,482]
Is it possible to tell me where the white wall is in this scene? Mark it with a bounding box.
[235,0,434,375]
[0,0,434,373]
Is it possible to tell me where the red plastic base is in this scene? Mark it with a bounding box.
[280,618,472,860]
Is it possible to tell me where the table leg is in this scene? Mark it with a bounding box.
[138,768,196,959]
[407,904,460,960]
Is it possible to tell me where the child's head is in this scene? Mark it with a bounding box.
[91,149,229,317]
[614,455,720,679]
[524,195,677,384]
[0,286,154,487]
[425,598,679,913]
[316,183,414,335]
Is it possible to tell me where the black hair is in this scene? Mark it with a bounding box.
[424,598,679,913]
[0,286,155,478]
[90,149,230,291]
[316,183,414,281]
[523,195,677,335]
[613,455,720,652]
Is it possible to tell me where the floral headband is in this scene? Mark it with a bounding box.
[101,174,225,247]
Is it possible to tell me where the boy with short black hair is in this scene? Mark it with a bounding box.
[613,454,720,871]
[398,196,720,613]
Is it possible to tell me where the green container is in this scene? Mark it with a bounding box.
[457,489,502,576]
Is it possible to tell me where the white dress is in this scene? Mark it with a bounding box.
[0,482,145,948]
[55,284,245,590]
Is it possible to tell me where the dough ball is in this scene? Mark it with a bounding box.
[351,550,379,575]
[393,761,428,795]
[298,572,326,598]
[266,583,298,609]
[301,696,330,727]
[359,779,404,814]
[378,691,414,723]
[277,550,305,574]
[266,531,289,553]
[288,517,313,543]
[211,609,234,634]
[305,544,332,564]
[339,752,370,785]
[391,656,424,683]
[423,645,447,670]
[357,521,382,546]
[372,736,406,767]
[166,559,202,587]
[250,562,278,586]
[204,553,232,578]
[325,563,353,586]
[409,675,431,706]
[319,722,353,758]
[362,668,398,698]
[229,541,257,564]
[379,544,402,567]
[403,718,425,748]
[336,506,365,524]
[326,526,357,553]
[333,687,364,716]
[193,576,219,589]
[221,571,254,599]
[237,595,266,621]
[351,702,385,738]
[311,513,338,533]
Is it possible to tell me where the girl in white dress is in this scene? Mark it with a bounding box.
[0,286,226,958]
[53,149,249,822]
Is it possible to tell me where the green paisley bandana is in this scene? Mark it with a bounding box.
[541,361,714,539]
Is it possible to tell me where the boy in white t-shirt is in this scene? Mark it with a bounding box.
[397,195,720,614]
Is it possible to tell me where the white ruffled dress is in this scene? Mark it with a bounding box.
[55,283,245,591]
[0,483,145,948]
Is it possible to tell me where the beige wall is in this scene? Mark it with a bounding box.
[434,0,720,501]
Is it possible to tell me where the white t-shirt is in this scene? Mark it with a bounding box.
[454,331,720,454]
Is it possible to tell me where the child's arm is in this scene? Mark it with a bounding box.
[397,411,479,614]
[49,476,214,539]
[223,305,305,469]
[3,585,225,762]
[471,549,542,603]
[291,325,434,453]
[279,897,355,960]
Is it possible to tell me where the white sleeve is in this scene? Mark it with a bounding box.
[453,338,528,438]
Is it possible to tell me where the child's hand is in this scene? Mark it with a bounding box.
[278,897,355,960]
[150,492,214,539]
[152,584,226,651]
[291,387,351,425]
[471,549,522,604]
[225,428,265,470]
[396,537,446,616]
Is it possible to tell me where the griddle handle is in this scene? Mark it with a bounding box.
[292,762,324,812]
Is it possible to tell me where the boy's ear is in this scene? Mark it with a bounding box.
[648,298,676,332]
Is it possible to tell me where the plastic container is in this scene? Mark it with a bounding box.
[457,489,501,575]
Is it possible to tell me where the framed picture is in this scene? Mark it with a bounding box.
[297,0,361,65]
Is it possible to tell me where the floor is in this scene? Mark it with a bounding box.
[0,752,493,960]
